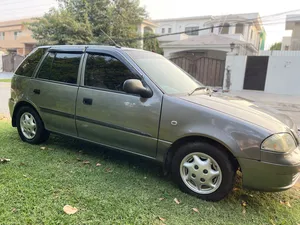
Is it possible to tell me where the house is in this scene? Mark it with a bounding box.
[0,18,157,55]
[153,13,265,60]
[0,18,36,56]
[150,13,265,87]
[281,14,300,50]
[137,19,158,48]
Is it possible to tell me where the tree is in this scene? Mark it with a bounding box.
[143,32,163,54]
[269,42,282,50]
[29,0,146,46]
[29,8,93,45]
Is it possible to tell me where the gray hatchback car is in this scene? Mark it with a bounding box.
[9,45,300,201]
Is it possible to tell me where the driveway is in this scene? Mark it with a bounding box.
[229,90,300,128]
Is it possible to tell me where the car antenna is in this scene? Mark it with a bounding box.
[99,28,121,48]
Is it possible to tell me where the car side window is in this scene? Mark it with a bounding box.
[15,48,48,77]
[38,52,55,80]
[84,53,137,91]
[37,52,82,84]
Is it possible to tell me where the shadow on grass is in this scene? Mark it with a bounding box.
[46,133,168,179]
[44,134,255,201]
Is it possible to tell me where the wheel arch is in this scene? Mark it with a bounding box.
[12,101,41,127]
[164,135,240,173]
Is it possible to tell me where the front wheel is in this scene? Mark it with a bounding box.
[16,106,49,144]
[172,142,235,201]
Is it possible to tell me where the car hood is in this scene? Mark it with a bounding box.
[179,92,295,133]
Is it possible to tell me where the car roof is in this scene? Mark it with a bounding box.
[37,45,146,53]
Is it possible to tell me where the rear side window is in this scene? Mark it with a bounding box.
[15,48,47,77]
[37,52,82,84]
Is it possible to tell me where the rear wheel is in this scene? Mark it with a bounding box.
[16,106,49,144]
[172,142,235,201]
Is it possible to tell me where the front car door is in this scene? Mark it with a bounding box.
[28,49,84,136]
[75,48,162,158]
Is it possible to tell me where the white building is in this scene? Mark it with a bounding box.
[137,19,158,48]
[153,13,265,60]
[281,14,300,50]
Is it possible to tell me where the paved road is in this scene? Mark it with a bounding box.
[0,72,13,79]
[0,82,10,116]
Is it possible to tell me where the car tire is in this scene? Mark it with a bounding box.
[16,106,49,144]
[171,141,235,201]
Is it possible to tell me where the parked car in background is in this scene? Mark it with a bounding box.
[9,45,300,201]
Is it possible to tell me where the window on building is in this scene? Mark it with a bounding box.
[185,26,199,36]
[14,31,21,40]
[168,28,172,33]
[84,53,137,92]
[0,32,5,40]
[250,29,253,39]
[220,23,230,34]
[38,52,82,84]
[15,48,48,77]
[162,28,165,34]
[235,23,244,35]
[144,26,153,34]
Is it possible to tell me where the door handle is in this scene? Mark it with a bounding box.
[83,98,93,105]
[33,89,40,94]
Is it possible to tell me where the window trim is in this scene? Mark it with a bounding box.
[81,50,150,96]
[14,31,19,40]
[0,32,5,40]
[35,51,84,86]
[185,26,199,36]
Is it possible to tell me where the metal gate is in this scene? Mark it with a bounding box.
[170,57,225,86]
[243,56,269,91]
[2,53,24,72]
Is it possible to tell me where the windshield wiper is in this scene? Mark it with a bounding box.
[188,86,207,96]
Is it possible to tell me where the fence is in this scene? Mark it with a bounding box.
[224,54,300,95]
[2,53,24,72]
[259,50,300,56]
[170,56,225,87]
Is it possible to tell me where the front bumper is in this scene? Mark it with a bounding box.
[239,147,300,191]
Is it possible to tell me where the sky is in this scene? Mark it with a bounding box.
[0,0,299,48]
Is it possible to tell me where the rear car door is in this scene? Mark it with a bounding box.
[75,49,162,157]
[28,50,83,136]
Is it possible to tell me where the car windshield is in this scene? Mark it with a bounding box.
[125,50,204,94]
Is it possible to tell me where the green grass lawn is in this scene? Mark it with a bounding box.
[0,120,299,224]
[0,79,11,82]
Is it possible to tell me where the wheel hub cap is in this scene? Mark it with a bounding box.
[20,112,37,140]
[180,152,222,194]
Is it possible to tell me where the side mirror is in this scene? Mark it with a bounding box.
[123,79,153,98]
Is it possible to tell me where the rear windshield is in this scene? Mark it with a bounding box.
[15,48,48,77]
[124,50,203,94]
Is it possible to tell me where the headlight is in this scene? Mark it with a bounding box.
[261,133,296,153]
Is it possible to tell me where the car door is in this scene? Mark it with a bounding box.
[75,50,162,158]
[28,50,83,137]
